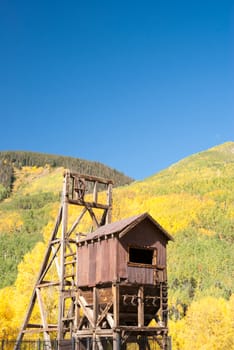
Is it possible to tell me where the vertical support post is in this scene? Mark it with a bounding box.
[92,335,96,350]
[72,337,75,350]
[162,282,168,326]
[58,172,69,342]
[93,181,98,203]
[106,183,112,224]
[162,332,168,350]
[74,293,80,333]
[112,283,119,327]
[138,286,144,327]
[160,282,163,324]
[113,332,120,350]
[93,287,98,327]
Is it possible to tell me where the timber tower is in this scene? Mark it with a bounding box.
[15,171,172,350]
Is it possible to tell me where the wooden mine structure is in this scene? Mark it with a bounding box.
[15,171,173,350]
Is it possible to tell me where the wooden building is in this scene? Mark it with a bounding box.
[75,213,173,349]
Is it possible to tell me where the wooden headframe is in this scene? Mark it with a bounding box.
[14,171,113,349]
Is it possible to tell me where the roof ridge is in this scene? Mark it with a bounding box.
[80,212,173,242]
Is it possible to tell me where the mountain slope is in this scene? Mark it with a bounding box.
[0,150,133,201]
[111,141,233,316]
[112,141,233,234]
[0,142,233,313]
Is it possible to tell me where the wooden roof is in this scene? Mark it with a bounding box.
[80,212,173,242]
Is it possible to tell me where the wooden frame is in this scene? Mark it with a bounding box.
[14,171,113,350]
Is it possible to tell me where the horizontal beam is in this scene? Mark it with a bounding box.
[74,329,114,338]
[114,326,168,334]
[25,323,57,329]
[67,198,110,210]
[36,281,60,288]
[66,171,113,185]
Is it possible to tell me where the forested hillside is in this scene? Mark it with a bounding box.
[0,142,233,349]
[0,150,133,201]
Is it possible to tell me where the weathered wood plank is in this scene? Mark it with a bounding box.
[138,286,144,327]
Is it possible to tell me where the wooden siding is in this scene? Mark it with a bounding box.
[127,265,155,284]
[77,238,117,286]
[121,220,167,265]
[77,218,168,286]
[119,220,167,284]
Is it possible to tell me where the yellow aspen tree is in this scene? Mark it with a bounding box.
[181,296,234,350]
[0,287,17,340]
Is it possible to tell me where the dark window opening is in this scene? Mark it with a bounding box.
[129,247,154,265]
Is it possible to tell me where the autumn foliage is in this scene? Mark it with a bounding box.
[0,142,233,348]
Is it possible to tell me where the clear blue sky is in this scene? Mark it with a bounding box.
[0,0,233,179]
